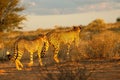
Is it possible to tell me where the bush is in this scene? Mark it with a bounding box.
[84,36,120,59]
[85,19,106,32]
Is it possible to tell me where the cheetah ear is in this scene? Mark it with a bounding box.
[78,25,82,29]
[73,26,77,30]
[79,26,81,29]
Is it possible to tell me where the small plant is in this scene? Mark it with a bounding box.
[57,66,92,80]
[42,63,94,80]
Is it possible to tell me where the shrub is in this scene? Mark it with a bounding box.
[85,19,106,32]
[84,35,120,59]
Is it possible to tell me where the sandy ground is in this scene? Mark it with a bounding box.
[0,59,120,80]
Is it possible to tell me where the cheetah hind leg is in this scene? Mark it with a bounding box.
[54,54,60,63]
[53,48,60,63]
[15,60,23,70]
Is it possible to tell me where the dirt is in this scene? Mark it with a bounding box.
[0,60,120,80]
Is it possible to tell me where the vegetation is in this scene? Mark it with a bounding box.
[0,0,25,32]
[0,19,120,79]
[85,19,106,31]
[0,19,120,60]
[41,63,94,80]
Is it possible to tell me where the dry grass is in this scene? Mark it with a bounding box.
[78,31,120,60]
[0,21,120,60]
[0,20,120,80]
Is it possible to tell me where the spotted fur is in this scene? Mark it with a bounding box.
[7,34,49,70]
[46,26,81,63]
